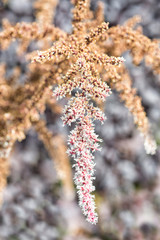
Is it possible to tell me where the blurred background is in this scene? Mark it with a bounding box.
[0,0,160,239]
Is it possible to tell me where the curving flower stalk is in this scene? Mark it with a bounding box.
[58,93,107,224]
[53,56,111,223]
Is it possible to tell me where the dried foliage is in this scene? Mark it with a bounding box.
[0,0,159,224]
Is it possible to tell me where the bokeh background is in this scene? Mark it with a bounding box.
[0,0,160,239]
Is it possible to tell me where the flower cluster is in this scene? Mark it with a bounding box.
[53,92,108,223]
[53,56,112,223]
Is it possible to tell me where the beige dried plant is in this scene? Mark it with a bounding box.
[0,0,159,223]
